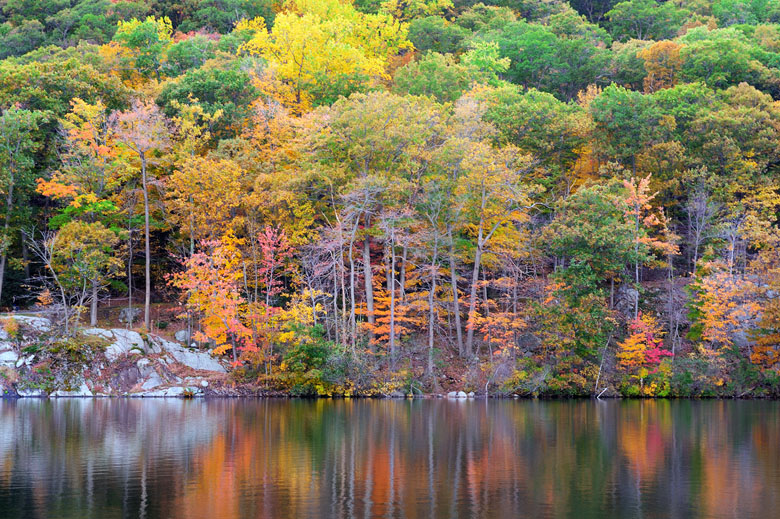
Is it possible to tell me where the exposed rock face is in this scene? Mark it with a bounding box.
[51,382,93,397]
[141,371,164,390]
[0,315,227,398]
[615,285,639,317]
[85,328,159,361]
[12,315,51,332]
[174,329,190,343]
[150,336,226,373]
[16,388,45,397]
[0,350,18,367]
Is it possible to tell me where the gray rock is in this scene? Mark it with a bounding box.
[16,388,45,397]
[164,386,186,397]
[201,380,208,388]
[615,285,639,317]
[103,329,146,361]
[136,358,153,378]
[446,391,458,398]
[388,390,405,398]
[12,315,51,332]
[467,392,475,398]
[15,357,24,368]
[174,329,190,343]
[51,382,93,397]
[141,371,163,390]
[150,336,226,373]
[0,350,18,366]
[457,391,468,398]
[118,307,142,324]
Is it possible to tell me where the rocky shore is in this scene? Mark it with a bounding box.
[0,315,234,398]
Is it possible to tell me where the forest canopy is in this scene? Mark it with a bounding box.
[2,0,780,397]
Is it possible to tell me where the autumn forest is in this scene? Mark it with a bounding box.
[1,0,780,398]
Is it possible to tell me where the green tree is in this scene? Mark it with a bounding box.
[607,0,689,41]
[0,106,47,305]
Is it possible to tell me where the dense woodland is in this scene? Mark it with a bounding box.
[1,0,780,397]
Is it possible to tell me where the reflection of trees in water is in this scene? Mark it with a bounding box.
[1,400,780,518]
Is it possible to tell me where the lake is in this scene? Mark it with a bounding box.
[0,398,779,518]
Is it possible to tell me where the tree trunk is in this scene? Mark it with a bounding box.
[388,233,397,369]
[426,235,439,379]
[0,179,14,306]
[447,225,464,356]
[21,229,29,280]
[363,237,375,331]
[90,280,98,326]
[464,242,483,357]
[141,154,151,329]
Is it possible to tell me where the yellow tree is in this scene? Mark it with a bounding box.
[166,156,245,251]
[112,99,171,329]
[637,40,683,93]
[456,142,535,356]
[239,0,410,106]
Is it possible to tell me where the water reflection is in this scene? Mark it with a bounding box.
[0,399,779,519]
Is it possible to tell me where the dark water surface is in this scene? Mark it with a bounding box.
[1,399,779,519]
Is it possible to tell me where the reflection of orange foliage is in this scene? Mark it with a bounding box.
[619,401,670,477]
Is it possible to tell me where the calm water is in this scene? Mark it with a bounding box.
[0,399,779,519]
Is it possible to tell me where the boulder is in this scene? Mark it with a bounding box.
[104,329,146,361]
[16,388,45,397]
[174,329,190,343]
[0,350,18,367]
[14,355,33,368]
[51,382,93,397]
[136,358,154,378]
[118,307,142,324]
[13,315,51,332]
[467,392,475,398]
[141,371,164,390]
[446,391,458,398]
[150,336,226,373]
[165,386,186,397]
[110,366,140,391]
[457,391,468,398]
[388,390,405,398]
[615,285,639,317]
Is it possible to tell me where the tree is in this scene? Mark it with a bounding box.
[456,142,534,356]
[589,84,665,174]
[393,52,475,103]
[638,40,683,93]
[28,222,121,335]
[166,156,245,248]
[606,0,689,41]
[622,174,678,317]
[545,180,639,304]
[406,16,470,54]
[156,67,258,138]
[256,225,295,306]
[0,106,46,306]
[112,100,171,329]
[240,0,410,106]
[36,98,122,325]
[171,232,253,364]
[110,16,173,83]
[616,312,672,390]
